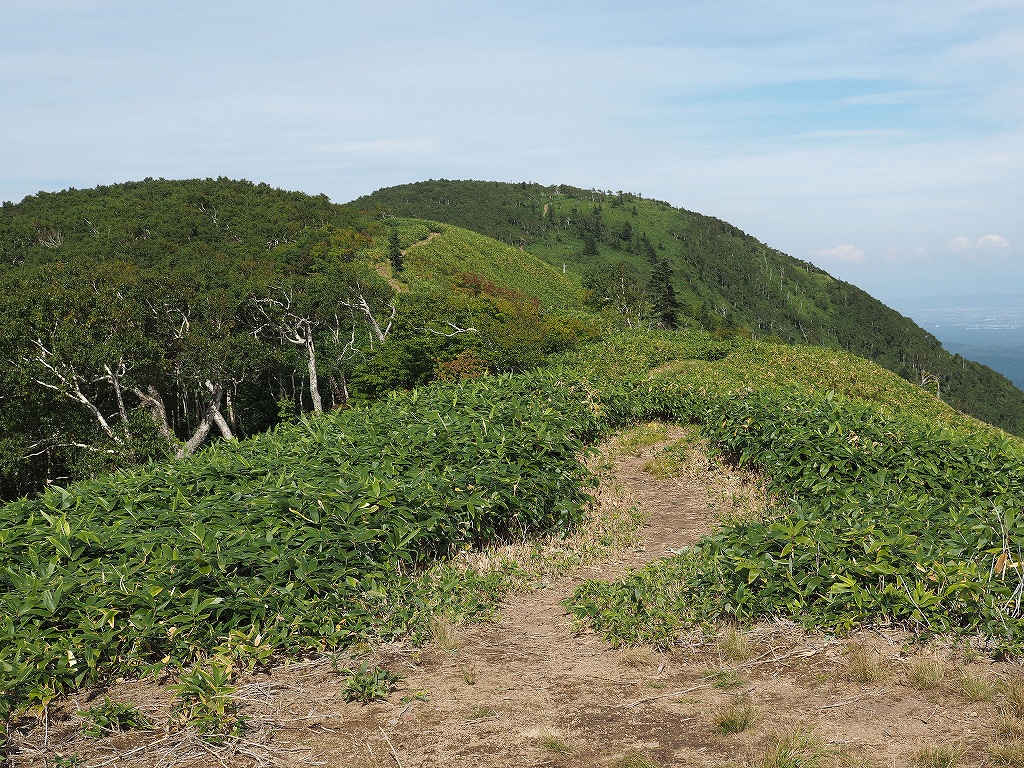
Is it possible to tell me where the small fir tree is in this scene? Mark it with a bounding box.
[388,228,403,273]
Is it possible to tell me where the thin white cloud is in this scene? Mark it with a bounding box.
[812,244,866,263]
[947,234,1011,251]
[978,233,1010,249]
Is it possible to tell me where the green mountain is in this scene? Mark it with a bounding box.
[4,177,1024,735]
[353,179,1024,435]
[2,175,1022,503]
[0,179,587,498]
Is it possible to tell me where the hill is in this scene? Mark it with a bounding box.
[4,177,1024,765]
[354,180,1024,435]
[4,329,1024,764]
[0,179,591,499]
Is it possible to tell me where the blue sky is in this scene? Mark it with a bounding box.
[2,0,1022,308]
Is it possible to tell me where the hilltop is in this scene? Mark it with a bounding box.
[354,179,1024,435]
[2,176,1024,765]
[0,179,586,498]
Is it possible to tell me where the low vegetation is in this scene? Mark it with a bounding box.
[566,340,1024,653]
[2,324,1022,749]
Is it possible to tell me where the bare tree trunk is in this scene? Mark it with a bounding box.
[175,381,233,458]
[26,342,122,443]
[103,361,132,439]
[354,295,395,344]
[305,336,323,412]
[132,385,176,442]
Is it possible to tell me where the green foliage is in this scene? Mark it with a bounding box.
[0,178,386,498]
[77,697,153,737]
[387,227,404,273]
[395,220,583,310]
[342,661,401,703]
[169,660,245,738]
[0,371,605,721]
[567,338,1024,651]
[356,180,1024,435]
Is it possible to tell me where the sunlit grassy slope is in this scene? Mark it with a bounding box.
[369,217,584,310]
[355,180,1024,436]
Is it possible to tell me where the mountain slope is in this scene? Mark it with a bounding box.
[379,217,583,309]
[0,179,589,498]
[353,180,1024,435]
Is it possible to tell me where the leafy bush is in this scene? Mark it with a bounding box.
[567,382,1024,651]
[0,371,606,718]
[342,661,401,703]
[78,697,153,737]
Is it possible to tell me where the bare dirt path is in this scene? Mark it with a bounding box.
[271,428,1007,768]
[15,426,1014,767]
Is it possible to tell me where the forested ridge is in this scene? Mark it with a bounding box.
[355,180,1024,435]
[1,176,1021,501]
[4,178,1024,752]
[0,179,588,499]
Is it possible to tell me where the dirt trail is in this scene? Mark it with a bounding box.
[262,430,1004,768]
[15,428,1011,767]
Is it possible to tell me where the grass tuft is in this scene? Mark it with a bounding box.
[913,742,966,767]
[760,727,830,768]
[704,667,747,690]
[427,614,460,653]
[620,647,660,668]
[538,729,571,753]
[844,642,890,684]
[617,752,661,768]
[718,625,753,662]
[906,656,945,690]
[615,422,669,456]
[956,669,997,701]
[713,694,755,735]
[1005,674,1024,719]
[990,739,1024,767]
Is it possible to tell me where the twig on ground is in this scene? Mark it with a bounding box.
[380,726,404,768]
[621,683,714,708]
[819,688,887,710]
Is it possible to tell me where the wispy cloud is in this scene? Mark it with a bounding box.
[948,234,1011,252]
[978,233,1011,249]
[1,0,1021,301]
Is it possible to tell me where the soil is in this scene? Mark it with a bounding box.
[10,427,1016,767]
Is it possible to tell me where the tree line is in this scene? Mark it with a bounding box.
[0,179,589,499]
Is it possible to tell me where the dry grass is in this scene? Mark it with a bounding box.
[427,614,460,653]
[996,712,1024,741]
[990,739,1024,767]
[906,656,945,690]
[956,668,998,701]
[760,727,830,768]
[1005,674,1024,719]
[713,693,756,735]
[718,625,754,662]
[844,642,891,684]
[913,741,966,767]
[620,646,660,668]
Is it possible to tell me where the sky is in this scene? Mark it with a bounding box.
[2,0,1023,310]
